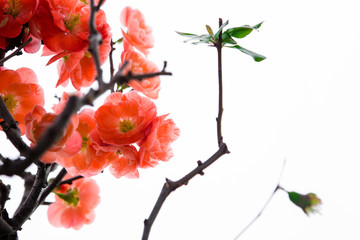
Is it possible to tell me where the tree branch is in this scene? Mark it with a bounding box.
[37,168,67,207]
[141,18,230,240]
[142,143,229,240]
[58,174,83,186]
[215,18,224,147]
[0,94,35,176]
[88,0,104,89]
[233,159,286,239]
[0,180,10,211]
[12,164,51,230]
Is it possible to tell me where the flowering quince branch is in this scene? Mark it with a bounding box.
[142,144,229,240]
[0,2,171,237]
[0,1,322,239]
[142,18,230,240]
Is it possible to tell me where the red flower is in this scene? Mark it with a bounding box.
[44,7,112,90]
[94,91,157,146]
[30,0,89,52]
[0,68,44,134]
[0,0,39,38]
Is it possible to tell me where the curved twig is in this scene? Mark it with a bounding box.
[233,159,287,240]
[142,18,230,240]
[0,38,32,66]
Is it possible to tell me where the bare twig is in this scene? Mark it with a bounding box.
[88,0,104,89]
[0,95,35,176]
[58,174,83,186]
[18,173,35,208]
[0,180,10,211]
[12,164,51,230]
[0,38,32,66]
[109,39,116,84]
[142,143,229,240]
[215,18,224,147]
[141,18,230,240]
[233,159,287,240]
[37,168,67,207]
[25,96,80,165]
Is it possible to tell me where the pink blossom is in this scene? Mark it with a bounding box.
[120,6,154,55]
[138,115,180,168]
[121,41,161,99]
[47,175,100,230]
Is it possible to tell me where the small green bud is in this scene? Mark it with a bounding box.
[288,191,322,215]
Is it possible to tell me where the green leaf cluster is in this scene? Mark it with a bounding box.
[176,20,266,62]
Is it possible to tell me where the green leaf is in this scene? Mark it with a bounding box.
[175,31,199,37]
[206,25,213,35]
[176,31,213,44]
[253,21,264,30]
[214,20,229,42]
[228,45,266,62]
[222,32,237,45]
[114,37,123,44]
[225,21,264,39]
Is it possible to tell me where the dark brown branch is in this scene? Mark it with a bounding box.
[58,175,83,186]
[0,180,10,211]
[142,18,229,240]
[0,212,17,240]
[113,61,171,86]
[109,39,116,84]
[17,173,35,209]
[215,18,224,147]
[0,95,35,176]
[25,96,80,165]
[0,38,32,66]
[37,168,67,207]
[88,0,104,89]
[12,165,51,230]
[142,143,229,240]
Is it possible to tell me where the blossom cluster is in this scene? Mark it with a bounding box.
[0,2,178,230]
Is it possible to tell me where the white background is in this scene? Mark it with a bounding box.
[2,0,360,239]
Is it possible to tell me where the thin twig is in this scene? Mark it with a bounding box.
[109,39,116,85]
[12,164,51,230]
[88,0,104,89]
[25,96,80,165]
[58,175,83,186]
[141,18,230,240]
[215,18,224,147]
[0,38,32,66]
[0,180,10,211]
[37,168,67,207]
[142,143,229,240]
[233,159,287,240]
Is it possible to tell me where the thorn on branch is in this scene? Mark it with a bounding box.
[197,161,205,176]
